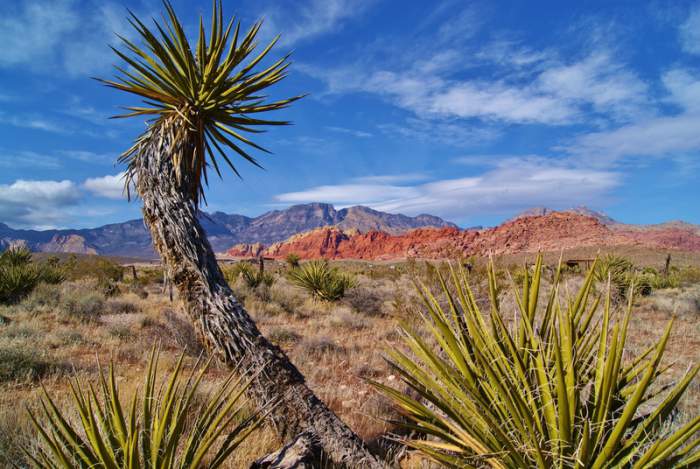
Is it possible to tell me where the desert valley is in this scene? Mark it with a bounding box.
[2,0,700,467]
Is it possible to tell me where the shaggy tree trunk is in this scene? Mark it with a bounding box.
[134,128,384,468]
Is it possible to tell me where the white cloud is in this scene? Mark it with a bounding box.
[59,150,115,164]
[0,0,78,68]
[537,52,651,122]
[0,179,81,229]
[564,68,700,162]
[84,172,127,199]
[428,80,576,124]
[567,114,700,161]
[0,113,68,134]
[352,173,429,184]
[378,117,500,146]
[679,5,700,54]
[305,49,648,127]
[662,68,700,111]
[275,157,620,220]
[325,126,373,138]
[263,0,375,46]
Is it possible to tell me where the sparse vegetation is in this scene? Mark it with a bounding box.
[0,252,697,467]
[288,260,357,301]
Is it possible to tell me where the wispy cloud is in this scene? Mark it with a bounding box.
[563,67,700,163]
[262,0,376,46]
[0,113,69,134]
[679,4,700,54]
[304,45,648,128]
[325,126,373,138]
[275,157,620,220]
[0,151,61,169]
[59,150,116,165]
[0,0,143,77]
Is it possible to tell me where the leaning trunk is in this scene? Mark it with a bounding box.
[134,125,384,467]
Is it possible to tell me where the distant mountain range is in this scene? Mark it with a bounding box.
[0,203,456,258]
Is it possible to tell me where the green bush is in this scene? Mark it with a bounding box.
[0,262,41,304]
[594,254,634,295]
[285,253,301,269]
[288,260,357,301]
[225,262,274,289]
[25,349,264,468]
[0,248,66,305]
[375,256,700,468]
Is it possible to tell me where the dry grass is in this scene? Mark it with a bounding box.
[0,250,698,467]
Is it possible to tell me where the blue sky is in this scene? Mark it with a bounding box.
[0,0,699,230]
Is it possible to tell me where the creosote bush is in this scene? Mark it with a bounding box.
[288,260,357,302]
[375,255,700,468]
[25,349,265,468]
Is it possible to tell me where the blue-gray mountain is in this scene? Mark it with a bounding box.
[0,203,455,258]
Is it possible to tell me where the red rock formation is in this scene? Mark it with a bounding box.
[224,212,700,260]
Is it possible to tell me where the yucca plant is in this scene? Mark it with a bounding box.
[237,262,274,289]
[0,246,33,266]
[0,247,40,304]
[285,253,301,269]
[288,260,357,302]
[595,254,634,296]
[25,349,266,468]
[99,1,383,463]
[374,255,700,468]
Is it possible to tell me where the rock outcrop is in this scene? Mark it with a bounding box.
[226,211,700,260]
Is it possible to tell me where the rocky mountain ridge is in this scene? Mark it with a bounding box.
[0,203,455,258]
[226,211,700,260]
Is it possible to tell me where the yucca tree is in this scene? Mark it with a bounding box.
[375,256,700,468]
[100,2,382,466]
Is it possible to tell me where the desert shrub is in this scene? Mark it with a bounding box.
[345,283,385,316]
[375,256,700,468]
[678,265,700,284]
[107,324,132,339]
[104,298,139,315]
[62,291,105,320]
[299,336,344,355]
[288,260,357,301]
[328,308,368,330]
[0,347,57,383]
[268,326,301,344]
[62,255,124,283]
[25,349,264,468]
[162,309,204,355]
[285,253,301,269]
[651,286,700,316]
